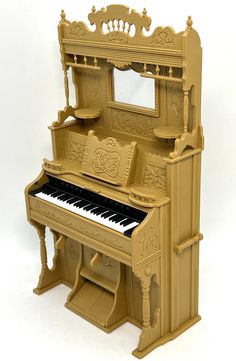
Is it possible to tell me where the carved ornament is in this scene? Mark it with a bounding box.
[143,164,167,191]
[36,203,72,226]
[151,31,175,47]
[70,22,86,38]
[67,142,85,162]
[138,227,160,259]
[107,31,129,44]
[92,148,121,178]
[112,109,153,137]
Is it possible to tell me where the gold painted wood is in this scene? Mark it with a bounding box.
[81,130,137,186]
[25,4,204,358]
[55,234,66,250]
[174,233,203,255]
[74,107,101,119]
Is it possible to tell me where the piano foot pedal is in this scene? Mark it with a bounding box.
[66,280,127,332]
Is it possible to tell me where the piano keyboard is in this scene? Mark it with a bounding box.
[30,177,146,238]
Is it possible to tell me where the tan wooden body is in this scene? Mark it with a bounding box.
[25,5,203,358]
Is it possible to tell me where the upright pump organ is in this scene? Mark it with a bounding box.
[25,4,204,358]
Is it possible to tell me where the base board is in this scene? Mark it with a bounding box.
[132,315,201,359]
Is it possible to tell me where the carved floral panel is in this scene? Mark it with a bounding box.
[143,164,167,191]
[112,109,154,138]
[67,142,85,162]
[138,227,160,260]
[92,148,121,178]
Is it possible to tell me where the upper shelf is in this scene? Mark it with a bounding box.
[74,107,101,120]
[153,126,184,139]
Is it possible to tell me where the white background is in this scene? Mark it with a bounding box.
[0,0,236,360]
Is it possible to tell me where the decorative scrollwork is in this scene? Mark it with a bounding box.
[112,109,153,137]
[151,31,174,47]
[107,31,129,44]
[67,142,85,162]
[36,203,72,226]
[92,148,121,178]
[70,22,86,38]
[138,227,160,258]
[103,137,118,147]
[143,164,166,191]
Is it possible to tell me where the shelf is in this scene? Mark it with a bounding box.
[153,126,184,139]
[80,267,117,293]
[74,107,101,120]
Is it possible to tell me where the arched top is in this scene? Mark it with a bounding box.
[88,4,152,36]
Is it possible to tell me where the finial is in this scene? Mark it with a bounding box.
[92,5,96,13]
[142,8,147,16]
[61,9,66,20]
[186,15,193,28]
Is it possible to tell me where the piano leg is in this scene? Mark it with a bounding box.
[133,270,161,357]
[32,222,62,295]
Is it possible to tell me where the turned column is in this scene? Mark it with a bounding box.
[35,224,48,270]
[64,69,70,107]
[140,275,152,328]
[183,90,189,133]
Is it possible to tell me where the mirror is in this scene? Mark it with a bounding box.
[113,68,155,109]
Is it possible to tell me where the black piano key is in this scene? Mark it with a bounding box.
[81,203,92,209]
[104,211,115,218]
[108,213,118,221]
[83,204,96,211]
[59,194,70,201]
[73,201,83,207]
[77,200,88,208]
[100,211,112,218]
[51,191,63,198]
[56,193,66,200]
[124,225,138,238]
[41,188,52,195]
[67,197,79,204]
[63,194,74,201]
[117,217,127,224]
[90,207,101,214]
[120,218,133,226]
[109,214,120,222]
[113,215,125,223]
[94,207,107,215]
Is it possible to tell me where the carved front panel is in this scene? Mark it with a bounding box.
[111,109,156,139]
[132,208,161,272]
[29,197,132,255]
[134,151,167,193]
[138,227,160,259]
[143,164,166,191]
[63,131,87,164]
